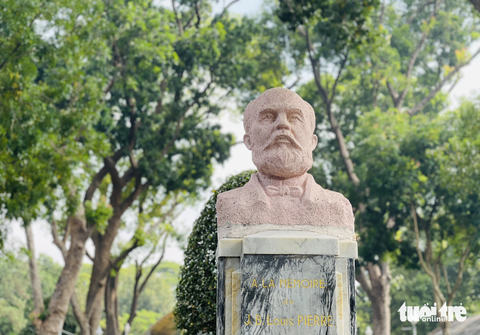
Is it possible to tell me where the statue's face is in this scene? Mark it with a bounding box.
[244,105,317,178]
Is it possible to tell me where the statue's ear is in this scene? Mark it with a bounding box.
[244,134,253,150]
[311,134,318,150]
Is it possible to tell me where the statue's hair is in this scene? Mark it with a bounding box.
[243,87,316,134]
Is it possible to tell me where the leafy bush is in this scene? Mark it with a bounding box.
[174,171,254,335]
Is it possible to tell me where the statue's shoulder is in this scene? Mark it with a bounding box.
[216,176,259,226]
[322,188,352,206]
[217,177,255,204]
[216,187,244,207]
[322,188,354,228]
[306,176,354,228]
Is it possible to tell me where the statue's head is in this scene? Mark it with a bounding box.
[243,87,318,179]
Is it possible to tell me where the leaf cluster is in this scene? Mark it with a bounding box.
[174,171,253,335]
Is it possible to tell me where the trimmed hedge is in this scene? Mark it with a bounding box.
[174,171,254,335]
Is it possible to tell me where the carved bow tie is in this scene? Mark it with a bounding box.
[265,185,303,198]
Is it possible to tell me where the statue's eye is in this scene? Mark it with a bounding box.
[263,113,274,121]
[289,114,303,122]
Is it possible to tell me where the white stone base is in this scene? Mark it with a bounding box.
[218,223,355,241]
[218,231,357,259]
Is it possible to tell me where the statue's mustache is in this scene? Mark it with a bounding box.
[263,132,302,151]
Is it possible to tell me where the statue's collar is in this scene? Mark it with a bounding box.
[246,172,320,204]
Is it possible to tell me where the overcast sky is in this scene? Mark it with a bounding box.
[5,1,480,266]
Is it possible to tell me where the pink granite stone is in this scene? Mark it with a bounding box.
[216,87,355,241]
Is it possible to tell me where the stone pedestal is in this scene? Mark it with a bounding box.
[217,231,357,335]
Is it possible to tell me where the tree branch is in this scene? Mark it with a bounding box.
[330,50,349,104]
[440,261,452,295]
[157,81,213,160]
[356,265,373,297]
[84,148,124,202]
[394,1,443,109]
[127,233,169,328]
[120,181,151,215]
[286,75,301,90]
[52,221,68,258]
[103,77,115,95]
[448,227,478,305]
[386,81,400,106]
[0,42,22,72]
[139,234,168,293]
[470,0,480,12]
[303,27,360,187]
[303,28,329,103]
[25,224,45,325]
[86,250,94,262]
[154,78,168,114]
[195,1,202,29]
[405,1,435,25]
[172,0,184,35]
[219,0,240,17]
[104,157,122,187]
[70,292,90,335]
[0,13,40,71]
[52,222,91,334]
[411,202,446,302]
[396,30,428,108]
[407,47,480,116]
[119,166,136,187]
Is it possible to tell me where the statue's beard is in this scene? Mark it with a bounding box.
[252,145,313,179]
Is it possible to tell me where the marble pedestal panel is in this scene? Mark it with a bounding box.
[242,254,336,335]
[217,231,357,335]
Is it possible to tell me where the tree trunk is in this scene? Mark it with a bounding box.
[356,262,392,335]
[71,292,92,335]
[37,206,90,335]
[105,269,120,335]
[370,288,391,335]
[24,224,45,330]
[469,0,480,13]
[86,215,122,332]
[441,320,451,335]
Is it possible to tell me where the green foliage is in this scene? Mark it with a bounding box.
[2,0,291,328]
[350,98,480,268]
[356,258,480,334]
[119,310,162,335]
[0,0,110,228]
[276,0,379,51]
[294,0,480,264]
[174,171,254,335]
[117,261,181,318]
[0,253,78,335]
[84,200,114,234]
[389,259,480,334]
[0,253,181,335]
[93,260,181,334]
[0,255,30,334]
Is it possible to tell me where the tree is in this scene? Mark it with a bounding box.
[175,171,253,335]
[68,1,289,333]
[0,253,82,335]
[409,100,480,335]
[2,0,289,333]
[1,0,110,333]
[281,1,480,334]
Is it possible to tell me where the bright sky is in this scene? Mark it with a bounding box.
[5,1,480,266]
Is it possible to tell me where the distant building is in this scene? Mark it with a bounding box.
[145,312,181,335]
[428,315,480,335]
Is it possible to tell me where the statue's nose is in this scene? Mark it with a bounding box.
[275,113,291,131]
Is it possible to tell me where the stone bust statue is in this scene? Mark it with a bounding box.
[216,87,355,241]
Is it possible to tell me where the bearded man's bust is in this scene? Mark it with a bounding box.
[216,88,355,241]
